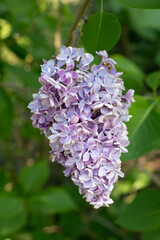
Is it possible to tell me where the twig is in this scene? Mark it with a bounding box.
[66,0,96,47]
[74,21,83,48]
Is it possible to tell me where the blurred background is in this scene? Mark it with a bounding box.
[0,0,160,239]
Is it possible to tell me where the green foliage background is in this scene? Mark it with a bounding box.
[0,0,160,239]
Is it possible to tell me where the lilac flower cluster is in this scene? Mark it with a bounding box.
[28,46,134,208]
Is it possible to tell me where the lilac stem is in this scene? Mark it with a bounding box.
[66,0,96,47]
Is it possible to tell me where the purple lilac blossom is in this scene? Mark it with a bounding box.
[28,46,135,209]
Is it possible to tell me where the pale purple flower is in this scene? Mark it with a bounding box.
[28,46,134,209]
[28,93,43,114]
[78,53,94,71]
[58,65,78,85]
[82,138,102,162]
[96,50,116,69]
[96,50,109,60]
[48,126,60,143]
[92,93,112,110]
[60,124,77,144]
[61,86,80,107]
[65,157,84,170]
[78,89,92,112]
[123,89,135,106]
[57,46,80,67]
[41,59,57,76]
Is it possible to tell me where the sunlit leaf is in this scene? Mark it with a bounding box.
[0,19,12,39]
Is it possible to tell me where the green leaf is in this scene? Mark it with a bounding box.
[122,95,160,161]
[127,9,160,40]
[81,12,121,54]
[118,0,160,9]
[129,9,160,31]
[112,54,144,93]
[121,74,143,94]
[29,187,77,214]
[19,161,49,193]
[0,196,26,237]
[117,188,160,232]
[0,87,13,139]
[142,229,160,240]
[146,71,160,91]
[112,54,144,79]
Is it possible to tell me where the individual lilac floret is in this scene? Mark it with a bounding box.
[77,53,94,71]
[59,124,77,144]
[41,59,57,76]
[96,50,117,72]
[58,65,78,85]
[57,46,83,67]
[28,46,135,209]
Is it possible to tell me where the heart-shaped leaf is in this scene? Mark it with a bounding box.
[81,12,121,54]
